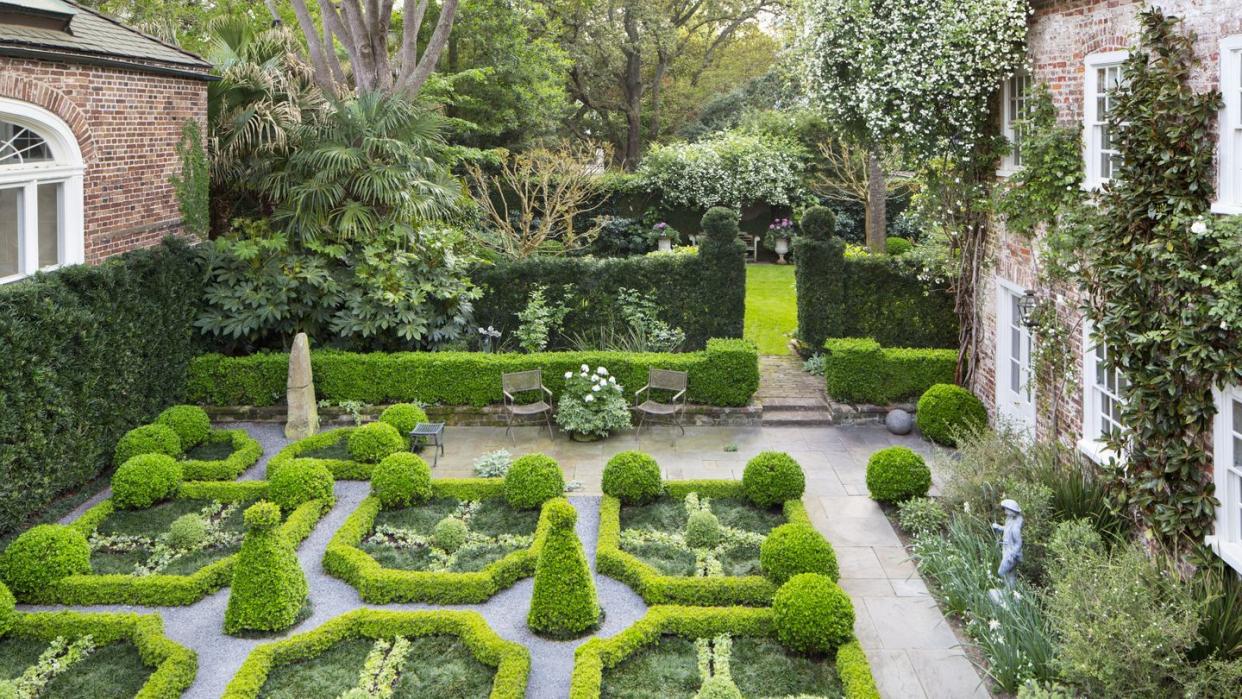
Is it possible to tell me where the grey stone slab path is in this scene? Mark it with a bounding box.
[23,422,989,699]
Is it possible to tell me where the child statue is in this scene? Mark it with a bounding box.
[991,498,1024,588]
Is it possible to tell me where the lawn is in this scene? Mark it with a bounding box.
[744,264,797,355]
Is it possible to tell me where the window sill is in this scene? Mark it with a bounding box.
[1205,535,1242,575]
[1077,437,1122,466]
[1211,201,1242,216]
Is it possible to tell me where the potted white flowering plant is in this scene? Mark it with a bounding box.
[556,365,631,441]
[763,218,795,263]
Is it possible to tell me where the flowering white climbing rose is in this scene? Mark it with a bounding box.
[638,132,806,211]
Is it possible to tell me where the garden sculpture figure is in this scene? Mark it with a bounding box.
[991,498,1024,588]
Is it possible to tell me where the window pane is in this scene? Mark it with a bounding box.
[0,188,20,277]
[0,121,51,165]
[1233,398,1242,436]
[36,183,61,268]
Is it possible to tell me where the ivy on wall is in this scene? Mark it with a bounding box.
[171,120,209,239]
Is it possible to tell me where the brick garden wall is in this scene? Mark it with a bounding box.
[975,0,1242,447]
[0,57,207,263]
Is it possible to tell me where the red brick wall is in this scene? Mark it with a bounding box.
[976,0,1242,447]
[0,57,207,263]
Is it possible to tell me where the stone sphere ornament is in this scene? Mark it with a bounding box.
[885,409,913,435]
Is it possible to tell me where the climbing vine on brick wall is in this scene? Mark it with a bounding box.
[1071,9,1236,554]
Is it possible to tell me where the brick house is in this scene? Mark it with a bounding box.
[974,0,1242,572]
[0,0,210,282]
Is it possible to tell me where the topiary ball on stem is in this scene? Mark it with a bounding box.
[371,452,432,508]
[155,405,212,449]
[773,573,855,654]
[114,424,182,465]
[347,422,407,463]
[915,384,987,447]
[269,462,334,512]
[760,523,839,584]
[503,454,564,510]
[799,206,837,241]
[685,509,723,548]
[865,447,932,503]
[602,451,662,504]
[111,454,183,509]
[0,525,91,599]
[378,403,428,436]
[527,498,600,638]
[224,501,308,635]
[742,452,806,507]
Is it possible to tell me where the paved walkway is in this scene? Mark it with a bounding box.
[756,354,834,426]
[31,423,988,699]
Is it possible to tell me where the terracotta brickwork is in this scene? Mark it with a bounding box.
[975,0,1242,448]
[0,57,208,263]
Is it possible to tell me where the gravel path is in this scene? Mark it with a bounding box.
[24,423,649,699]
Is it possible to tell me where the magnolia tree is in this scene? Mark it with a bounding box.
[795,0,1027,252]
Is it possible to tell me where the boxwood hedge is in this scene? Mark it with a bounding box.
[179,429,264,481]
[822,338,957,404]
[3,610,197,699]
[221,609,529,699]
[187,339,758,408]
[323,479,552,604]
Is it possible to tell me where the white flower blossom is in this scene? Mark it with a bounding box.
[1191,218,1208,234]
[584,394,594,403]
[581,364,589,372]
[564,371,573,379]
[597,367,609,376]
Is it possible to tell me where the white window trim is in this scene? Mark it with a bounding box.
[994,277,1036,436]
[1078,321,1125,465]
[998,69,1031,177]
[1209,386,1242,574]
[0,97,85,284]
[1213,35,1242,215]
[1083,50,1128,190]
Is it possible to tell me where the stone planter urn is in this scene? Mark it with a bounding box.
[774,236,790,264]
[657,235,673,252]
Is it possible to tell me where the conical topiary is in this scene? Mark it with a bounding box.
[527,498,600,638]
[224,501,308,635]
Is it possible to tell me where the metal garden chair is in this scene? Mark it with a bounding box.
[633,368,689,436]
[501,369,554,441]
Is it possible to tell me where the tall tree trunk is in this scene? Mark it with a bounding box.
[621,6,643,170]
[865,150,887,253]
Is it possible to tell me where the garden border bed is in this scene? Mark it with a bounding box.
[3,610,197,698]
[569,605,878,699]
[266,427,375,480]
[23,481,330,606]
[323,479,551,603]
[597,480,811,606]
[221,608,529,699]
[180,428,264,480]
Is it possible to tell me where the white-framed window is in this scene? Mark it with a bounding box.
[0,98,84,284]
[1083,51,1128,189]
[1209,385,1242,573]
[999,68,1032,175]
[995,278,1036,435]
[1080,323,1127,464]
[1214,35,1242,215]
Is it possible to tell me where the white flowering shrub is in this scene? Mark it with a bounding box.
[796,0,1028,161]
[555,365,631,438]
[638,132,806,211]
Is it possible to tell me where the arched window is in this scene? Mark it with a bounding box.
[0,98,85,283]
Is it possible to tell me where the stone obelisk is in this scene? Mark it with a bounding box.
[285,332,319,439]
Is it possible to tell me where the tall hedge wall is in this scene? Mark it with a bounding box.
[794,237,957,351]
[471,246,744,351]
[0,239,201,536]
[187,339,759,408]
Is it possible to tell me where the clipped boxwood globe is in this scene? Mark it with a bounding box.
[347,422,407,463]
[269,462,334,512]
[504,454,565,510]
[111,454,183,510]
[155,404,212,449]
[433,517,468,553]
[602,451,662,504]
[916,384,987,447]
[773,573,855,654]
[371,452,432,508]
[685,509,723,549]
[701,206,740,242]
[0,525,92,598]
[866,447,932,503]
[760,523,839,584]
[799,206,836,241]
[742,452,806,507]
[379,403,428,436]
[166,513,208,549]
[0,580,14,635]
[114,423,182,465]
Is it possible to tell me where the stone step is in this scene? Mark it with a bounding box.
[761,409,834,426]
[758,396,829,411]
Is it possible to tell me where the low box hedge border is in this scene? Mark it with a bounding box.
[823,338,957,405]
[266,428,373,480]
[187,338,759,409]
[596,480,810,606]
[4,610,197,699]
[323,479,551,604]
[569,605,878,699]
[25,481,331,606]
[221,608,529,699]
[180,429,264,480]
